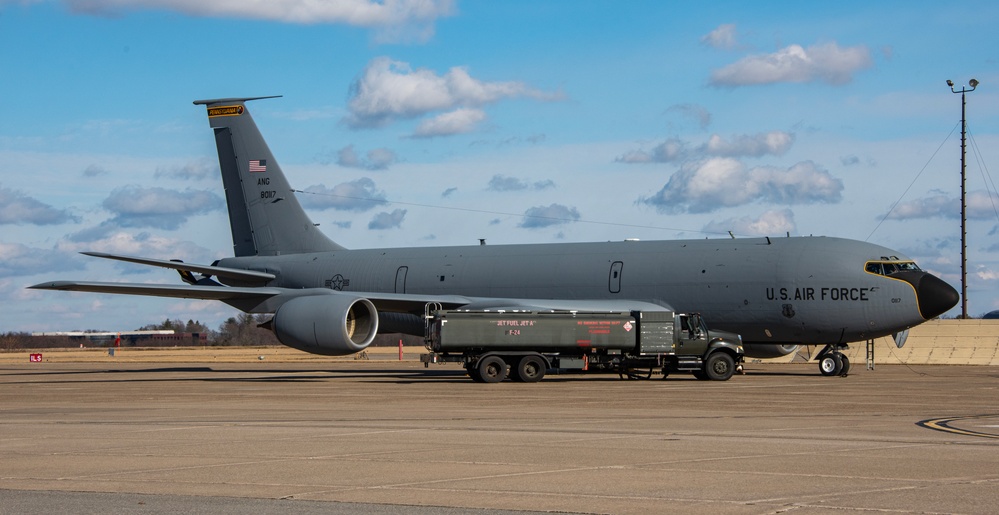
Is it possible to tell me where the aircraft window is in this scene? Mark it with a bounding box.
[865,261,921,276]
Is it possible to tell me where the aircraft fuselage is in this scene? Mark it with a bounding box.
[218,235,952,347]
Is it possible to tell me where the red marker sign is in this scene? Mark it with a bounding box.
[29,353,42,363]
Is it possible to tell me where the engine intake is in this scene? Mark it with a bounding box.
[271,295,378,356]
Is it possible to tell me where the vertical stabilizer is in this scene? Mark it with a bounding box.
[194,97,344,256]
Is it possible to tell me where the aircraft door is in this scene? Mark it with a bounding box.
[609,261,623,293]
[395,266,408,293]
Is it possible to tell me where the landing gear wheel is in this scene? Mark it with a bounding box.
[704,352,736,381]
[819,353,843,376]
[477,355,508,383]
[515,355,546,383]
[838,355,851,376]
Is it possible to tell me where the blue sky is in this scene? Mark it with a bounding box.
[2,0,998,332]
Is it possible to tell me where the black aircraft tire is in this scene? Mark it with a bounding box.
[819,353,843,376]
[704,352,735,381]
[477,355,508,383]
[839,355,851,376]
[516,355,546,383]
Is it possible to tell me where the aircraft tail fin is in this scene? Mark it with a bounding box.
[193,97,344,256]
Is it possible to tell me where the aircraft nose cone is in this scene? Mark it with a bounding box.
[895,272,959,319]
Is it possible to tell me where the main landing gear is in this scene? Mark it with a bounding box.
[817,344,851,377]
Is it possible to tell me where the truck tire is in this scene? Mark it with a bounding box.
[515,355,546,383]
[477,355,508,383]
[466,364,484,383]
[704,352,735,381]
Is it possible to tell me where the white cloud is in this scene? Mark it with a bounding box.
[412,108,487,138]
[487,175,556,192]
[297,178,387,211]
[641,158,843,213]
[101,185,223,230]
[617,131,793,164]
[336,145,398,170]
[0,185,79,225]
[153,158,217,181]
[702,209,797,237]
[368,209,406,229]
[345,57,562,130]
[976,267,999,281]
[616,138,685,164]
[0,242,84,278]
[885,191,999,220]
[701,23,738,50]
[66,0,456,42]
[701,131,794,157]
[710,42,873,86]
[519,204,580,229]
[83,165,109,177]
[665,104,711,130]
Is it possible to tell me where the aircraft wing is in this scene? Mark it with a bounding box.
[30,252,671,317]
[29,280,282,301]
[29,278,669,316]
[27,279,476,314]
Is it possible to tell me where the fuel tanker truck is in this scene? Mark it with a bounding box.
[420,309,744,383]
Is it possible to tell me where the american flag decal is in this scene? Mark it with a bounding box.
[249,159,267,173]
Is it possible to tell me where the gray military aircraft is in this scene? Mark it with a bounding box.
[31,97,960,376]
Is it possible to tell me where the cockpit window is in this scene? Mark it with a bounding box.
[865,261,921,276]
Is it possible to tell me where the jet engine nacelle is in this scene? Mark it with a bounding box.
[271,295,378,356]
[744,343,799,359]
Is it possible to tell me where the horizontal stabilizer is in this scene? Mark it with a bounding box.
[81,252,275,284]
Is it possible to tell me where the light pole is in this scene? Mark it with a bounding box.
[947,78,978,319]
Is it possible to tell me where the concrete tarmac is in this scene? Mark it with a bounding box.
[1,361,998,514]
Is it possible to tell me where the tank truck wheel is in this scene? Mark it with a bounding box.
[466,364,485,383]
[819,353,842,376]
[477,355,508,383]
[516,355,547,383]
[704,352,735,381]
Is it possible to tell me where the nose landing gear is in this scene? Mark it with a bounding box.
[817,345,851,377]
